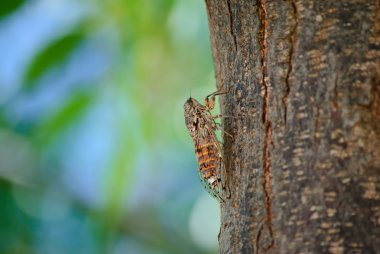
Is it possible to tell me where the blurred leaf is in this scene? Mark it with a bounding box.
[24,32,84,89]
[0,178,33,252]
[0,0,25,19]
[33,91,93,146]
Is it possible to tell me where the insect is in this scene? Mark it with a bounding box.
[184,88,228,202]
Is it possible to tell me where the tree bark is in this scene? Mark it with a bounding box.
[205,0,380,253]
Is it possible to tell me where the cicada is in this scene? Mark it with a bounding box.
[184,89,228,202]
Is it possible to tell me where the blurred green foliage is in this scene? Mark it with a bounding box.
[0,0,25,19]
[33,91,94,146]
[0,0,220,253]
[25,32,84,88]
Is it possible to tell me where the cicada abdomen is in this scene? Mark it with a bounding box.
[184,92,226,202]
[195,137,223,201]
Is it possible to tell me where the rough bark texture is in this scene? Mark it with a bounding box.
[205,0,380,253]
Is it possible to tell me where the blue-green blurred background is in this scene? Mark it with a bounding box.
[0,1,220,253]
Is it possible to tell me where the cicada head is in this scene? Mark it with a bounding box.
[184,97,202,139]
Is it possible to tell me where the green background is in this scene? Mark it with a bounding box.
[0,0,221,253]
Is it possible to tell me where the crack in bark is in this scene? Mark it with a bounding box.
[333,73,339,109]
[283,1,298,125]
[226,0,238,52]
[255,221,265,253]
[262,123,274,250]
[258,0,274,251]
[313,105,321,145]
[259,1,269,124]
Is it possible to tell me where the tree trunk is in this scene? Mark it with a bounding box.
[205,0,380,253]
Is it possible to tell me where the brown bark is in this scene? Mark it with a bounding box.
[205,0,380,253]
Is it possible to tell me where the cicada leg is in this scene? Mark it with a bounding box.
[205,86,229,110]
